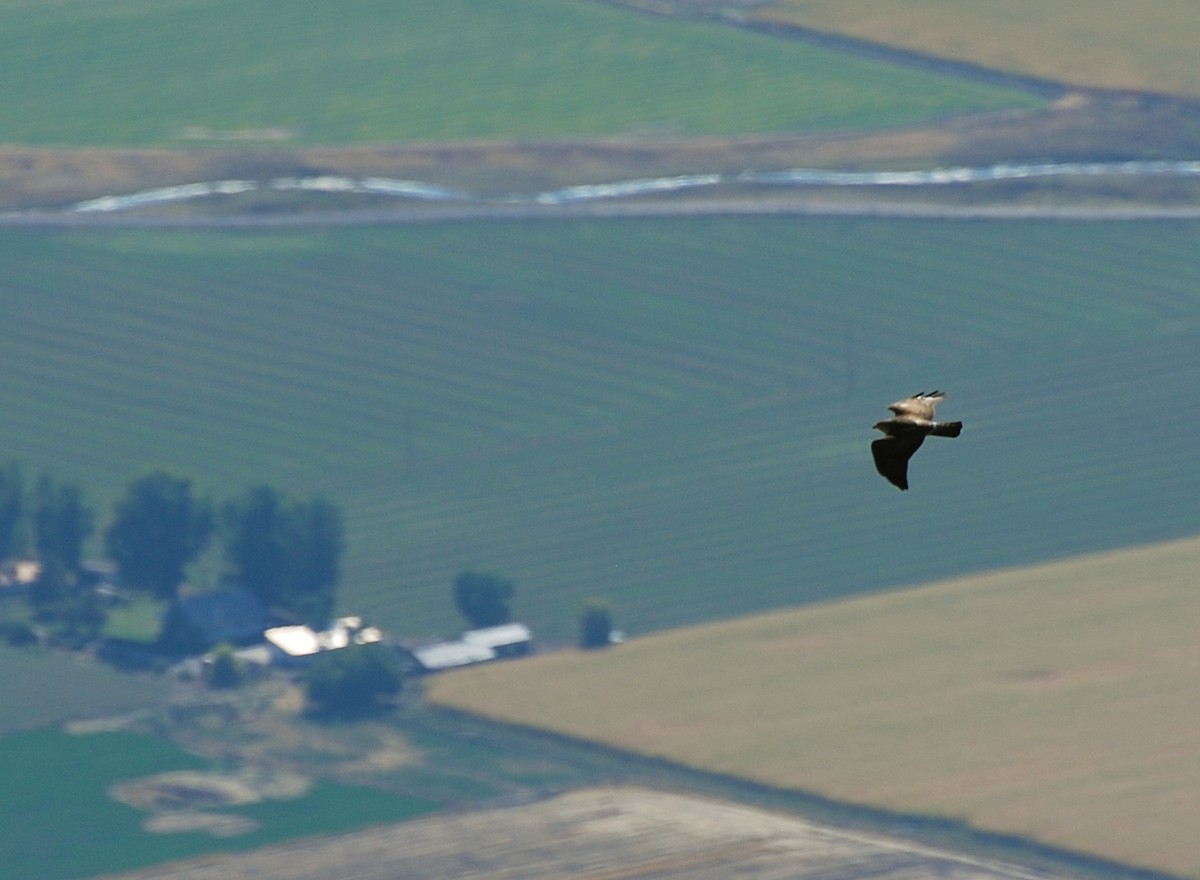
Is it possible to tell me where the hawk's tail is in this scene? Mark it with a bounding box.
[930,421,962,438]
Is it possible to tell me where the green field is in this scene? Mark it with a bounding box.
[756,0,1200,96]
[0,0,1041,146]
[0,218,1198,647]
[0,727,437,880]
[429,535,1200,878]
[101,597,167,644]
[0,643,168,734]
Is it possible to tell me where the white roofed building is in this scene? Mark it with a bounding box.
[409,640,496,672]
[264,616,383,667]
[406,622,534,673]
[462,622,533,657]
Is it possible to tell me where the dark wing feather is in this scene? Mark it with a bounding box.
[871,434,925,491]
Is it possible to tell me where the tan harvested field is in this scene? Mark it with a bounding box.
[750,1,1200,96]
[98,786,1070,880]
[430,535,1200,878]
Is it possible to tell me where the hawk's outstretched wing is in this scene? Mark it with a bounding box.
[871,433,926,491]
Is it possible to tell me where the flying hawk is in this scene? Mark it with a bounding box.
[871,390,962,490]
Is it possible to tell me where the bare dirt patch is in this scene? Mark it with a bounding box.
[110,767,310,837]
[599,0,774,18]
[142,811,260,838]
[175,126,298,142]
[111,768,309,813]
[88,678,418,841]
[96,786,1064,880]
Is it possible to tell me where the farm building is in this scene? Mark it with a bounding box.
[408,640,497,673]
[159,585,269,654]
[462,622,534,657]
[0,559,41,599]
[407,622,534,673]
[264,615,383,667]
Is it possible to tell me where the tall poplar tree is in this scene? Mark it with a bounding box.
[105,468,213,599]
[222,486,344,628]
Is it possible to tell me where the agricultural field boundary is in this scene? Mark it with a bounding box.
[428,535,1200,877]
[4,86,1200,217]
[8,198,1200,229]
[601,1,1200,98]
[737,1,1200,98]
[606,1,1068,97]
[94,786,1123,880]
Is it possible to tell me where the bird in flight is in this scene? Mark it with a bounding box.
[871,391,962,490]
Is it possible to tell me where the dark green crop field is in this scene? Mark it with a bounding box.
[0,0,1041,146]
[0,729,204,880]
[0,727,437,880]
[0,218,1198,643]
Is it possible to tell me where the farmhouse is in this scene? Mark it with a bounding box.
[159,585,269,654]
[264,615,383,667]
[0,559,39,600]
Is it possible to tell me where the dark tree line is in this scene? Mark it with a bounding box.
[0,461,25,560]
[221,485,344,629]
[0,464,103,643]
[0,463,92,578]
[0,461,344,636]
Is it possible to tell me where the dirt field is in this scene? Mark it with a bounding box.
[96,786,1063,880]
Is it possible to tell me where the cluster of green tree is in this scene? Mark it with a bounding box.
[0,462,344,642]
[453,570,515,628]
[452,569,616,650]
[202,638,401,716]
[579,597,615,649]
[204,643,243,689]
[304,642,402,717]
[0,463,102,646]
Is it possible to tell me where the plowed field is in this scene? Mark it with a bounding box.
[98,787,1060,880]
